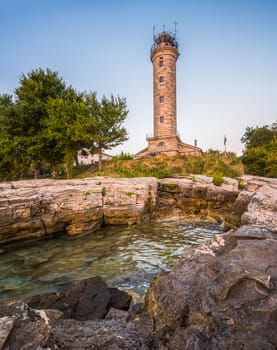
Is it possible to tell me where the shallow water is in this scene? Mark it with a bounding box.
[0,221,224,301]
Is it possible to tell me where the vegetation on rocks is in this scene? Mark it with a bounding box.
[79,150,244,180]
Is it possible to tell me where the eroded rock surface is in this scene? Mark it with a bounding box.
[0,177,157,243]
[240,175,277,232]
[0,300,153,350]
[155,176,240,228]
[144,224,277,349]
[0,175,276,244]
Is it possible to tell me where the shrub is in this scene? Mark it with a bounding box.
[114,152,134,160]
[213,174,224,186]
[101,187,107,197]
[238,179,245,190]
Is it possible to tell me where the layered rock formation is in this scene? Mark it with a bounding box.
[0,177,157,243]
[144,224,277,349]
[155,176,240,228]
[1,175,276,244]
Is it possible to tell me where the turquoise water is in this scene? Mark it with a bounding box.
[0,221,224,301]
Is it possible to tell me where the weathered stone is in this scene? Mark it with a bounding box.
[104,307,129,321]
[28,276,132,321]
[144,224,277,349]
[46,314,153,350]
[109,287,132,310]
[153,177,240,227]
[0,177,157,243]
[0,301,50,350]
[0,175,276,244]
[64,277,111,320]
[0,299,153,350]
[0,316,16,349]
[240,175,277,232]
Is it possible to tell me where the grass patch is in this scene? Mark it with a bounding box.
[163,182,178,190]
[75,151,244,180]
[125,191,135,196]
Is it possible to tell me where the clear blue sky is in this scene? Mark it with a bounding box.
[1,0,277,155]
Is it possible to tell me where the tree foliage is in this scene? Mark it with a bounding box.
[91,94,128,170]
[0,68,128,180]
[241,122,277,177]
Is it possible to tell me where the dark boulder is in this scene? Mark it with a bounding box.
[109,287,132,310]
[28,276,131,321]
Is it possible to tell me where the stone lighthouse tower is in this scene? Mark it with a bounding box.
[151,31,179,141]
[136,28,202,158]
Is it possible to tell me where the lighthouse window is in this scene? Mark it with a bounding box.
[160,116,164,123]
[159,76,164,83]
[159,96,164,103]
[158,142,165,147]
[159,58,164,67]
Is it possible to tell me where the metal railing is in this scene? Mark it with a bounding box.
[146,131,181,139]
[151,31,178,52]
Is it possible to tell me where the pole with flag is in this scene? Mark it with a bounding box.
[224,135,227,156]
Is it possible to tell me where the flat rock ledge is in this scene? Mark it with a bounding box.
[0,175,276,244]
[0,224,276,349]
[0,177,157,244]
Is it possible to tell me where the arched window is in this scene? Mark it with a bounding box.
[158,142,165,147]
[159,76,164,83]
[159,57,164,67]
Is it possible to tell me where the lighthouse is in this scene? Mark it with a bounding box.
[136,28,202,158]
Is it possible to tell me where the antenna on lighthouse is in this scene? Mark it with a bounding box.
[152,25,156,40]
[173,21,178,37]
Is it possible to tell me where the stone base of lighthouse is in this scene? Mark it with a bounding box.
[135,135,202,158]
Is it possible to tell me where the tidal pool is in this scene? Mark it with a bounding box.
[0,221,224,301]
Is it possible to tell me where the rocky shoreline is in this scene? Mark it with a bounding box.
[0,175,276,349]
[0,224,276,349]
[0,175,276,244]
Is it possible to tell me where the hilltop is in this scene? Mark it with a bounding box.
[74,151,244,182]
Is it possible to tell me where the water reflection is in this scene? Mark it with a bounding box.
[0,221,224,300]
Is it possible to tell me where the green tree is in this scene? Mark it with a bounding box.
[14,68,67,177]
[45,88,89,178]
[0,69,129,180]
[88,94,128,171]
[0,94,30,179]
[241,122,277,177]
[241,124,277,148]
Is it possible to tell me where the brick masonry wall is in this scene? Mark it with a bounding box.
[151,44,179,139]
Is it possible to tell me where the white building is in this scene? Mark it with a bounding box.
[77,148,113,165]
